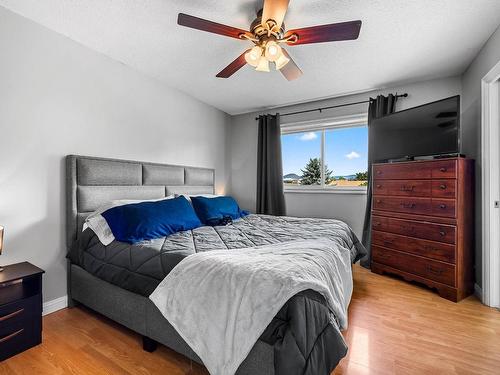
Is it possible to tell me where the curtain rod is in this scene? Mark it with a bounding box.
[254,93,408,120]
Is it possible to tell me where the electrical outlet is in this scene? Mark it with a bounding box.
[495,201,499,208]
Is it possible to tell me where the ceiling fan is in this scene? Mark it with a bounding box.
[177,0,362,81]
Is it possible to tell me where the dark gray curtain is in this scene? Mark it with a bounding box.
[257,114,286,215]
[360,94,398,268]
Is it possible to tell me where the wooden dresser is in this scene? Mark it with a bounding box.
[370,157,474,302]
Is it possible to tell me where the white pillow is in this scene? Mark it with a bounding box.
[83,195,175,245]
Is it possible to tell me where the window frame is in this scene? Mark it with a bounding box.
[281,113,368,194]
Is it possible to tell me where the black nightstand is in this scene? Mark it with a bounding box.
[0,262,44,361]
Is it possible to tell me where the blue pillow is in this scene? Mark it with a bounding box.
[101,196,201,244]
[191,196,249,225]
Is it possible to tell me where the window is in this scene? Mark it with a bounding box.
[282,131,321,186]
[281,115,368,191]
[324,126,368,188]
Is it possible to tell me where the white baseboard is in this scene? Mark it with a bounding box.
[43,295,68,316]
[474,283,483,302]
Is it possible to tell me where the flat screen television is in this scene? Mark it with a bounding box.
[371,95,460,162]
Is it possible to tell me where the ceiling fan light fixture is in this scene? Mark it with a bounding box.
[178,2,362,80]
[245,46,263,67]
[255,56,270,72]
[275,51,290,70]
[264,40,281,62]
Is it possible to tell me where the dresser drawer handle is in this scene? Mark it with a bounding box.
[376,184,382,189]
[0,308,24,322]
[378,253,391,260]
[383,240,394,247]
[440,167,447,172]
[439,204,447,209]
[439,184,447,190]
[426,265,443,275]
[400,203,416,209]
[439,231,446,236]
[376,170,382,175]
[400,185,415,192]
[0,329,24,344]
[401,225,416,233]
[373,222,381,227]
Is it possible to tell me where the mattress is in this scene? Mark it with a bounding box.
[69,214,365,296]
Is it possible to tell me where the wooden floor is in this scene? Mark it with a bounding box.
[1,265,499,375]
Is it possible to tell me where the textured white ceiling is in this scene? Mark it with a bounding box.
[2,0,500,114]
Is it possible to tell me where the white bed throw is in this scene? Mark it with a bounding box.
[149,239,353,375]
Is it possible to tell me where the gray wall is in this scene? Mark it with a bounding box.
[228,77,462,238]
[461,25,500,288]
[0,7,230,303]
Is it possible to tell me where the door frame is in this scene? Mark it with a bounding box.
[481,59,500,308]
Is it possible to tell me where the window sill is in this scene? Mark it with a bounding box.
[284,187,367,195]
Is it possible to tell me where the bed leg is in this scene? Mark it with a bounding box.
[67,260,80,308]
[142,336,158,352]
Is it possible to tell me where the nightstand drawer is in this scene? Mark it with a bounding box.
[0,295,38,328]
[0,317,27,338]
[0,319,39,361]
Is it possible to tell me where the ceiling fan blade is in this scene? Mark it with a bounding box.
[178,13,251,40]
[279,49,302,81]
[261,0,290,30]
[285,20,362,45]
[216,50,249,78]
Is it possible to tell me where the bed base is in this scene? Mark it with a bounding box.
[69,264,274,375]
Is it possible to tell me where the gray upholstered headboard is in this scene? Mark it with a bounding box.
[66,155,215,249]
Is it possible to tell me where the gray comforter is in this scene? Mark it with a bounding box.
[69,214,366,375]
[150,239,353,375]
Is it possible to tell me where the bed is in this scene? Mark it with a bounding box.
[66,155,365,375]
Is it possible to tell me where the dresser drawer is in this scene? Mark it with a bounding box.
[373,196,432,215]
[373,159,458,180]
[372,230,456,263]
[372,246,456,286]
[432,199,456,218]
[431,160,457,179]
[373,197,456,218]
[372,216,456,244]
[432,180,457,198]
[373,163,431,180]
[373,179,457,199]
[373,180,431,197]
